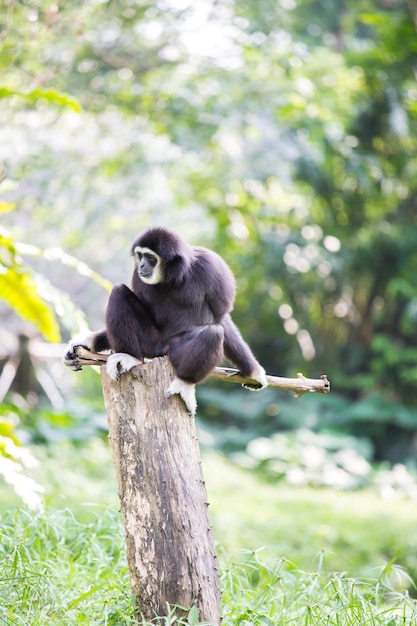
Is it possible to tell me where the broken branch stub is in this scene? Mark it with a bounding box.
[101,357,222,623]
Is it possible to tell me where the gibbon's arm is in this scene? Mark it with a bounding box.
[221,314,267,388]
[201,253,236,321]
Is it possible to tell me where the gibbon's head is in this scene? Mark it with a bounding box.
[131,227,193,285]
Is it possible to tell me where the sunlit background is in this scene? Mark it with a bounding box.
[1,0,417,621]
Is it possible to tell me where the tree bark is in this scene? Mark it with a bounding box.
[100,356,222,624]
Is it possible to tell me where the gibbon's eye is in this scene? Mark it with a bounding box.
[134,248,157,265]
[144,253,157,267]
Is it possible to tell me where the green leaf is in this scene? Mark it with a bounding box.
[0,267,61,342]
[0,201,15,214]
[0,86,81,112]
[0,421,20,446]
[358,12,391,26]
[188,606,199,625]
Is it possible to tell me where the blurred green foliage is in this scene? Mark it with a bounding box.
[1,0,417,471]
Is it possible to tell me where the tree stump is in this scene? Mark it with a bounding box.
[100,356,222,624]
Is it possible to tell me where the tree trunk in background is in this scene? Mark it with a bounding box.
[101,356,222,624]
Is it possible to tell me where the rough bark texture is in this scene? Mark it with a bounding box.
[100,356,221,624]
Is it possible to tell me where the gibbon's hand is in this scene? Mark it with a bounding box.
[62,341,90,371]
[241,365,268,391]
[62,332,96,371]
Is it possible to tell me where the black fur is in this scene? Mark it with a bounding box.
[89,227,261,384]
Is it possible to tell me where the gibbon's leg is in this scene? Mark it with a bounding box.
[105,283,163,380]
[222,314,267,389]
[167,324,224,415]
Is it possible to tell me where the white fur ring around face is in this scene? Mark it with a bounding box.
[167,377,197,416]
[106,353,141,380]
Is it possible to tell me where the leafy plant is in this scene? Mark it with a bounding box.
[0,197,111,501]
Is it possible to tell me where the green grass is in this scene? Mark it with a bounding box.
[1,440,417,624]
[222,550,417,625]
[0,507,132,625]
[0,507,416,625]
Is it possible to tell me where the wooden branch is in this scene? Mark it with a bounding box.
[73,346,330,396]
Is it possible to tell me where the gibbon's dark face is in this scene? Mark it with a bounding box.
[133,246,163,285]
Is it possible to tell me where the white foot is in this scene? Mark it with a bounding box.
[167,378,197,416]
[106,353,141,380]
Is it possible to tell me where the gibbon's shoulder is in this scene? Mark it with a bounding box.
[191,245,232,273]
[191,246,236,294]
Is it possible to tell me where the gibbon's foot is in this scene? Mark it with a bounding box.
[106,353,142,380]
[167,377,197,416]
[242,365,268,391]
